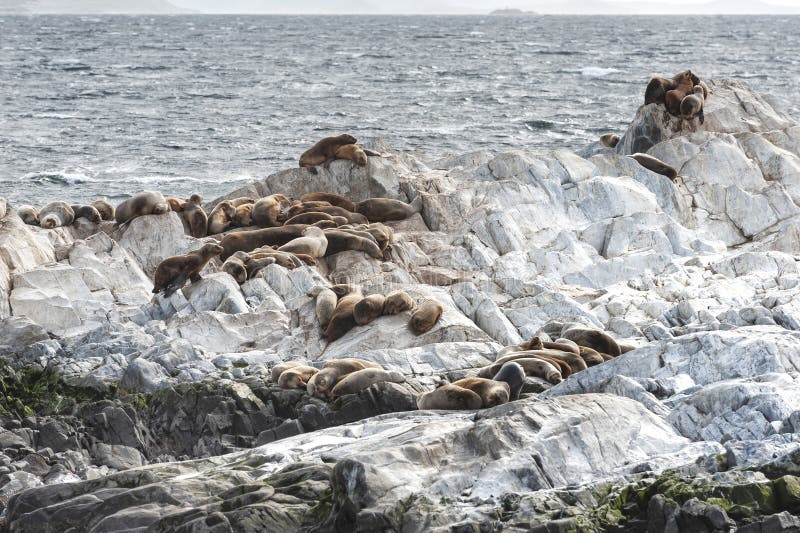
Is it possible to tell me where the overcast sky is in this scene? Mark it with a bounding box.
[168,0,800,14]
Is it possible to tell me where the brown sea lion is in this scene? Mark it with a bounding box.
[334,144,368,166]
[410,300,444,334]
[323,291,364,343]
[383,290,415,315]
[478,358,562,385]
[600,133,620,148]
[229,197,255,207]
[308,358,382,399]
[644,76,673,106]
[91,199,115,221]
[627,153,678,180]
[497,336,544,358]
[115,191,169,224]
[451,377,510,408]
[298,205,368,224]
[579,346,606,366]
[18,205,39,226]
[330,368,404,397]
[39,202,75,229]
[322,229,383,259]
[182,194,208,238]
[665,71,694,116]
[165,197,185,213]
[353,294,386,326]
[284,211,334,226]
[312,220,338,229]
[492,362,526,401]
[271,361,303,383]
[277,226,328,258]
[286,201,333,219]
[152,242,224,296]
[207,200,236,235]
[233,203,254,227]
[417,384,483,411]
[299,134,358,167]
[354,196,423,222]
[252,195,290,227]
[353,223,394,251]
[300,192,356,212]
[495,350,587,374]
[681,85,705,123]
[247,250,299,273]
[543,339,580,355]
[311,287,338,329]
[219,225,307,260]
[70,204,102,224]
[221,251,249,284]
[277,365,319,390]
[561,327,621,357]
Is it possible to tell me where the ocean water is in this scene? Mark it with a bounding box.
[1,14,799,206]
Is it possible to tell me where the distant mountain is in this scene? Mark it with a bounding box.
[511,0,800,15]
[0,0,195,14]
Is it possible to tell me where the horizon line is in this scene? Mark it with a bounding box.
[4,12,800,16]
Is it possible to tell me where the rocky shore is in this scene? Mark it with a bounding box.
[2,79,800,532]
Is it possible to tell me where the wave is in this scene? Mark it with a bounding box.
[580,67,621,77]
[21,170,95,186]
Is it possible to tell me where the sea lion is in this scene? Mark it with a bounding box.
[383,290,415,315]
[492,362,526,401]
[330,284,360,298]
[91,199,115,221]
[618,342,638,354]
[681,85,705,123]
[17,205,39,226]
[478,357,562,385]
[277,226,328,258]
[322,229,383,259]
[410,300,443,334]
[354,196,423,222]
[252,195,290,227]
[39,202,75,229]
[579,346,605,366]
[207,200,236,235]
[308,358,382,399]
[312,287,338,329]
[627,153,678,181]
[544,339,580,356]
[277,365,319,390]
[644,76,673,105]
[284,211,334,226]
[221,252,249,284]
[334,144,368,166]
[417,384,483,411]
[665,71,694,116]
[313,220,339,229]
[323,291,364,343]
[450,377,510,408]
[219,225,307,260]
[115,191,169,224]
[353,294,386,326]
[152,242,224,296]
[299,134,358,168]
[271,361,303,383]
[330,368,404,397]
[286,201,333,219]
[300,192,356,212]
[247,251,297,274]
[353,223,394,251]
[298,205,368,224]
[600,133,620,148]
[70,204,102,224]
[497,336,545,357]
[696,79,710,99]
[165,197,185,213]
[183,194,208,238]
[495,350,587,374]
[229,197,255,207]
[561,327,622,357]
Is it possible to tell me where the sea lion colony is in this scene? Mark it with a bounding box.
[599,69,709,180]
[5,108,666,411]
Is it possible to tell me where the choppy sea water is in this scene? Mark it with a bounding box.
[2,15,800,206]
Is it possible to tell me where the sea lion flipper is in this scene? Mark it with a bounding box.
[698,110,705,125]
[362,149,382,157]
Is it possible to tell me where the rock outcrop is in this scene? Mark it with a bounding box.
[3,79,800,531]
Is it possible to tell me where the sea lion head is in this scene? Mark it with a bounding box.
[153,202,169,215]
[189,193,203,204]
[201,242,225,257]
[484,383,510,407]
[40,214,58,229]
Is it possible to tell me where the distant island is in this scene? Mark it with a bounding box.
[0,0,195,14]
[489,8,538,15]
